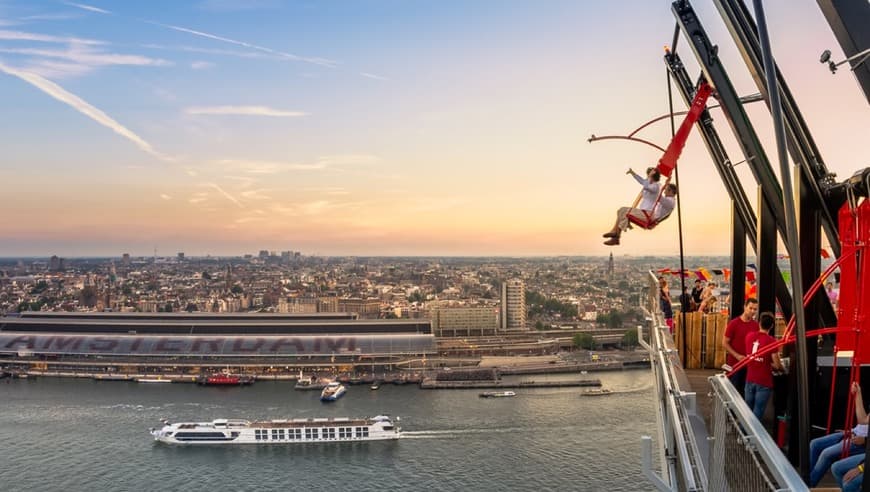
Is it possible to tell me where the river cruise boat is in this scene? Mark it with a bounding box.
[479,391,516,398]
[150,415,401,445]
[320,381,347,401]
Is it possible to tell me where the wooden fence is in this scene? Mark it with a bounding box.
[673,312,786,369]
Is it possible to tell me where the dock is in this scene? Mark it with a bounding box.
[419,378,601,389]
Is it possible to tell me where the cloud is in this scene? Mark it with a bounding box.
[0,61,173,161]
[185,105,306,117]
[360,72,388,81]
[190,60,214,70]
[205,182,244,208]
[141,43,281,61]
[63,2,111,15]
[198,0,280,12]
[160,193,172,200]
[148,21,337,68]
[0,29,103,45]
[0,46,171,68]
[303,187,350,196]
[214,155,380,175]
[234,216,266,224]
[20,13,84,22]
[240,189,272,200]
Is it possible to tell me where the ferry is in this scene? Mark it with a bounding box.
[137,377,171,384]
[581,388,612,397]
[479,391,516,398]
[197,373,255,386]
[320,381,347,401]
[150,415,401,445]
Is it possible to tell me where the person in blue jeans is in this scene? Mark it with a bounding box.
[809,382,868,487]
[743,312,782,420]
[832,454,864,492]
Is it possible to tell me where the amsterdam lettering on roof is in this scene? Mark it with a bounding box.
[0,334,436,356]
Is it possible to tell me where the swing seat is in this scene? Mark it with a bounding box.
[628,210,671,230]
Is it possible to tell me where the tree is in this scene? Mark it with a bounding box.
[202,271,212,280]
[79,286,98,308]
[605,310,623,328]
[573,332,596,350]
[164,302,174,313]
[535,321,545,330]
[185,302,198,312]
[622,329,639,349]
[231,284,244,295]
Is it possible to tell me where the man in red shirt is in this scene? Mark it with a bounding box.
[722,297,759,396]
[744,311,783,420]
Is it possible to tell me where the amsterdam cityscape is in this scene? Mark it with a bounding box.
[1,0,867,490]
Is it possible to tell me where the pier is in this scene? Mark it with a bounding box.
[419,378,601,389]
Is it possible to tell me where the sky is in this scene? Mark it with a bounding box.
[0,0,866,257]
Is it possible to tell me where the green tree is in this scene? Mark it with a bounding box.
[164,302,174,313]
[231,284,244,295]
[185,302,198,312]
[535,321,545,330]
[79,286,98,308]
[622,329,639,349]
[573,332,596,350]
[606,310,623,328]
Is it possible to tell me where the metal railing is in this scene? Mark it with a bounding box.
[641,271,807,491]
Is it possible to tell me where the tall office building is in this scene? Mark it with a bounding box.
[500,279,526,331]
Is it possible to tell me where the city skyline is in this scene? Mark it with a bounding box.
[0,1,867,257]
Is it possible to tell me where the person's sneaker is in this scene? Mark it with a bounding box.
[603,231,618,238]
[603,238,620,246]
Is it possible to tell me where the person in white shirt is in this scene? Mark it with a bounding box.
[603,179,677,246]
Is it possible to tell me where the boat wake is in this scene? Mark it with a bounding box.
[402,427,526,439]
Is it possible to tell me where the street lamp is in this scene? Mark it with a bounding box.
[820,48,870,74]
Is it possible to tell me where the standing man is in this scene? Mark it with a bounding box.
[723,297,759,396]
[691,279,704,312]
[744,311,783,420]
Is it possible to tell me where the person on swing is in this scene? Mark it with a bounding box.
[603,167,677,246]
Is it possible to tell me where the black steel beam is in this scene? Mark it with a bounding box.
[664,49,794,320]
[756,188,778,315]
[713,0,839,329]
[816,0,870,104]
[730,202,746,316]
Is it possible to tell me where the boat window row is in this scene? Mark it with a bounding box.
[253,427,370,441]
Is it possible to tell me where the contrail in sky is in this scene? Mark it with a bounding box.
[0,60,173,162]
[149,21,337,68]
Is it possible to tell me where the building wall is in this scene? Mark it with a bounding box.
[501,279,526,331]
[431,307,498,337]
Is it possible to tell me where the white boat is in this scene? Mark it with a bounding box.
[370,382,381,390]
[150,415,401,445]
[479,391,516,398]
[320,381,347,401]
[137,377,172,383]
[581,388,612,396]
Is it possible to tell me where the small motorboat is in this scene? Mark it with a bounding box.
[581,388,612,396]
[370,382,381,390]
[479,391,517,398]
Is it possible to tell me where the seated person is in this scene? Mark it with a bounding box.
[603,182,677,246]
[832,454,865,492]
[809,381,869,487]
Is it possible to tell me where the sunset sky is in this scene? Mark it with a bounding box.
[0,0,866,257]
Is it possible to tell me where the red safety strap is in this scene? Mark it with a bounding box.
[657,82,713,178]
